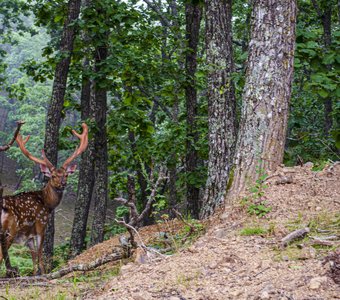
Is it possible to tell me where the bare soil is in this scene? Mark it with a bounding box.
[84,163,340,300]
[1,163,339,300]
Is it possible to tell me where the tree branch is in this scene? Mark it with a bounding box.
[137,169,167,223]
[142,0,172,28]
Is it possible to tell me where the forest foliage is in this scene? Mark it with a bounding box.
[0,0,339,241]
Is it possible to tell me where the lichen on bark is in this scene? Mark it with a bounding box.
[228,0,297,200]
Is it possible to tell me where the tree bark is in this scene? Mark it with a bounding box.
[90,43,108,246]
[69,59,95,257]
[228,0,297,200]
[43,0,81,271]
[185,1,202,219]
[200,0,237,219]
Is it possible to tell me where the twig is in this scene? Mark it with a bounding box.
[116,218,169,259]
[115,218,146,249]
[0,275,49,285]
[253,267,270,278]
[172,209,196,243]
[309,239,339,247]
[137,170,167,223]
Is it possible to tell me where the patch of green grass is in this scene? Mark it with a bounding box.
[240,226,267,236]
[311,160,331,171]
[0,244,33,276]
[247,202,272,217]
[275,212,340,261]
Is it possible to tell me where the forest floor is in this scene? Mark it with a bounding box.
[0,162,339,300]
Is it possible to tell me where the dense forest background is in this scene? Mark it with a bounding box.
[0,0,339,264]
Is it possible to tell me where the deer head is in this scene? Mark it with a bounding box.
[16,123,89,207]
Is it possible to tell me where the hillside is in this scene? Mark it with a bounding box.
[82,163,340,300]
[1,163,339,300]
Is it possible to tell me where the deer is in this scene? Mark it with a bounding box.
[0,123,88,275]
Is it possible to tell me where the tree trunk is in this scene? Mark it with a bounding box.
[90,43,108,246]
[200,0,237,219]
[228,0,297,200]
[42,0,81,270]
[69,59,95,257]
[185,1,202,219]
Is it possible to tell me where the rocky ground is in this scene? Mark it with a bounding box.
[1,163,339,300]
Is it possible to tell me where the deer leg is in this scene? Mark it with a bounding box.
[36,234,45,275]
[25,238,38,275]
[0,232,19,277]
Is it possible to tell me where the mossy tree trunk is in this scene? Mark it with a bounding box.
[69,59,95,257]
[90,41,108,246]
[200,0,236,219]
[43,0,81,271]
[228,0,297,200]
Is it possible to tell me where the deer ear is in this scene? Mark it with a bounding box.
[66,164,77,174]
[40,164,52,177]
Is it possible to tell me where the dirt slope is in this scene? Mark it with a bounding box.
[83,163,340,300]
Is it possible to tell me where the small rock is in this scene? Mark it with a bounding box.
[214,228,229,239]
[304,162,314,168]
[230,290,243,297]
[222,267,232,274]
[255,261,262,269]
[282,255,290,261]
[169,297,181,300]
[209,262,218,269]
[261,260,272,269]
[260,291,270,299]
[309,276,328,290]
[315,206,322,211]
[132,294,147,300]
[219,212,229,221]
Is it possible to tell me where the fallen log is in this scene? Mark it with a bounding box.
[281,227,310,247]
[0,246,127,284]
[47,248,126,279]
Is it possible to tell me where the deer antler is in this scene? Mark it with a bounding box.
[16,134,55,170]
[0,121,25,152]
[62,123,89,169]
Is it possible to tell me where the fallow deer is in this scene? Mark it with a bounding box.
[0,123,88,275]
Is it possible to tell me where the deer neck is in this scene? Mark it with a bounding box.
[42,182,64,210]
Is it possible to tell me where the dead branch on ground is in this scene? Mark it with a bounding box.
[0,246,127,283]
[281,227,310,247]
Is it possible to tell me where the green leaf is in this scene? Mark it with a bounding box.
[54,15,63,23]
[317,89,328,98]
[322,53,335,65]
